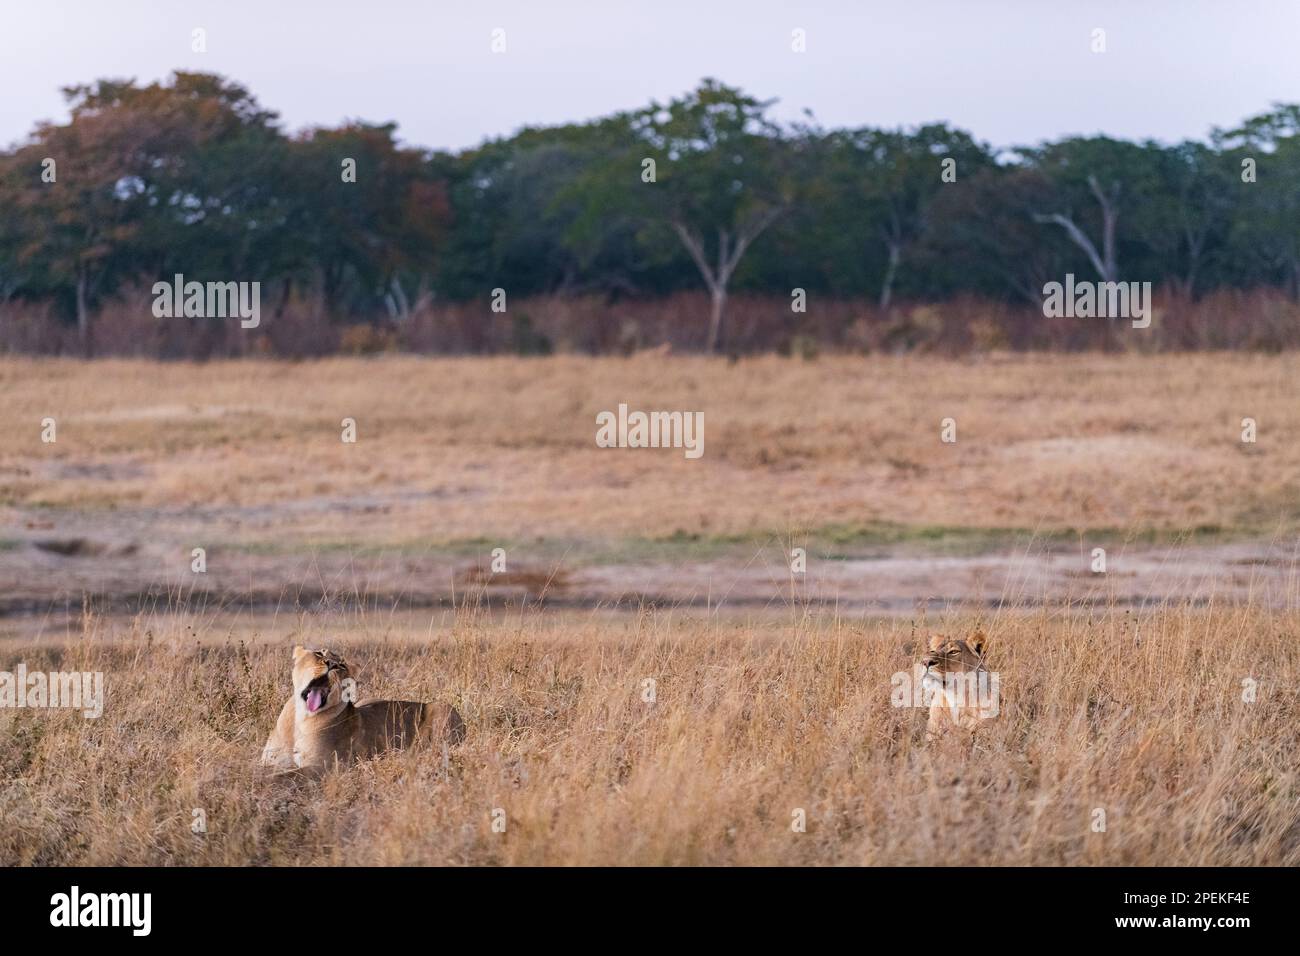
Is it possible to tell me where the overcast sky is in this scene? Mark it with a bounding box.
[1,0,1297,152]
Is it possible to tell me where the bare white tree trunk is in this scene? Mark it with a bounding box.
[75,265,91,357]
[1089,174,1120,282]
[879,241,902,309]
[707,286,727,352]
[1034,175,1121,283]
[672,206,784,353]
[389,276,411,319]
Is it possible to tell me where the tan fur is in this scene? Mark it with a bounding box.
[919,629,998,741]
[261,645,465,773]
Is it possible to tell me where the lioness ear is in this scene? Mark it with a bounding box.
[970,630,988,656]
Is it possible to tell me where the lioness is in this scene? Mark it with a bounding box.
[261,645,465,772]
[919,630,999,741]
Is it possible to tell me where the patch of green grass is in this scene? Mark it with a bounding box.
[23,494,132,510]
[812,521,1244,556]
[212,520,1264,567]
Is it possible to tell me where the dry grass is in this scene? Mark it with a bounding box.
[2,604,1297,866]
[3,353,1298,866]
[2,352,1299,547]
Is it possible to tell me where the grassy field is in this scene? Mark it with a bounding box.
[2,353,1298,865]
[3,352,1299,545]
[1,604,1296,866]
[5,352,1300,616]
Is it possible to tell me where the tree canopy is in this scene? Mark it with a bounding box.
[2,72,1299,354]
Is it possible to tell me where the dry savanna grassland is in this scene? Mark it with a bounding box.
[2,605,1297,866]
[2,352,1299,541]
[1,352,1299,865]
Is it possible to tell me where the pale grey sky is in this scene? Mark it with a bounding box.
[1,0,1296,152]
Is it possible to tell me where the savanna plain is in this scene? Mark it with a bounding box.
[1,352,1298,865]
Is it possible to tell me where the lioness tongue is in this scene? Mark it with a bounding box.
[306,688,324,713]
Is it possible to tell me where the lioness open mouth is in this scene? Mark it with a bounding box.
[301,675,330,713]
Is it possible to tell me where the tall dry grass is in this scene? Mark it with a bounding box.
[1,604,1296,865]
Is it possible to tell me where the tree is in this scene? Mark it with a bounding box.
[1217,105,1300,298]
[286,123,447,317]
[434,122,640,302]
[1024,137,1160,284]
[0,73,285,353]
[923,164,1071,303]
[1131,141,1236,297]
[568,79,792,351]
[817,123,992,307]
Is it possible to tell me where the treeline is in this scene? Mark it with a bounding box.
[2,72,1300,357]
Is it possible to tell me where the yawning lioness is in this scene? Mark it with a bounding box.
[260,645,465,772]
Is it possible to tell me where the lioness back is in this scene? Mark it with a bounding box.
[351,699,467,759]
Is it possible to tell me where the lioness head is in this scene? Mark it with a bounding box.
[291,645,351,718]
[920,630,988,686]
